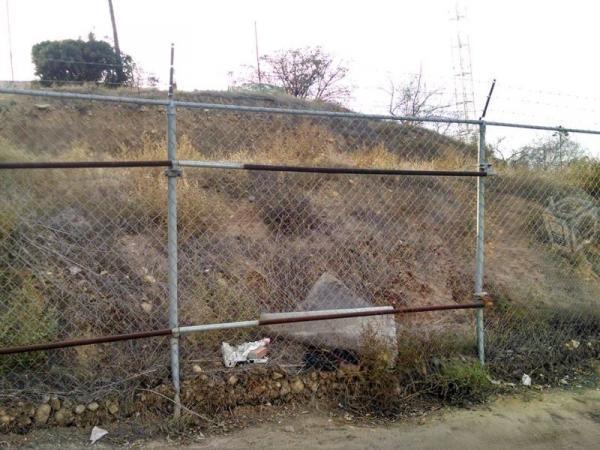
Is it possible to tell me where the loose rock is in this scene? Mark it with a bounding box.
[106,401,119,416]
[75,405,86,415]
[228,375,239,386]
[54,408,73,426]
[87,402,100,412]
[49,396,61,411]
[0,415,12,425]
[34,404,52,425]
[291,378,305,394]
[68,266,82,276]
[280,381,291,396]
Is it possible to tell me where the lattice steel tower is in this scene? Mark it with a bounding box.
[450,1,476,136]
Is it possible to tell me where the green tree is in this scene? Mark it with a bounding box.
[31,33,134,86]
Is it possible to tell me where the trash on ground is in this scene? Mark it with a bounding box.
[565,339,580,350]
[90,426,108,444]
[521,374,532,386]
[222,338,270,368]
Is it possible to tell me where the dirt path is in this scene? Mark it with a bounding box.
[3,389,599,449]
[202,389,600,450]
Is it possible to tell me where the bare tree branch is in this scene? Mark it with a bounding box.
[386,68,455,134]
[237,47,350,103]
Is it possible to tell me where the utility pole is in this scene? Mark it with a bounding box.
[254,21,262,86]
[107,0,124,84]
[5,0,14,82]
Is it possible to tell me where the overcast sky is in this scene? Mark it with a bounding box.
[2,0,600,153]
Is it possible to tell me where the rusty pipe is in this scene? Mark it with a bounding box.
[0,302,488,356]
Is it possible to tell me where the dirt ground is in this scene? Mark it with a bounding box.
[2,389,599,449]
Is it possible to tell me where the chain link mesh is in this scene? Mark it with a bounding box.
[484,130,600,381]
[0,168,170,400]
[0,90,598,412]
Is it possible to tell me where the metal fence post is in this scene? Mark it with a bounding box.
[166,44,181,417]
[474,121,487,365]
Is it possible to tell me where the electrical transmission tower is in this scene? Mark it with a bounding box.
[450,1,476,136]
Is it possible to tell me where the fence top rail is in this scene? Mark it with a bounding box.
[483,120,600,136]
[2,87,600,135]
[0,87,169,107]
[0,87,475,125]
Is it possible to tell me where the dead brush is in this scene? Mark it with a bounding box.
[485,297,600,383]
[338,328,492,417]
[258,187,320,236]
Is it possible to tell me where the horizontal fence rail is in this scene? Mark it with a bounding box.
[0,302,486,355]
[3,87,600,134]
[0,159,488,177]
[177,161,489,176]
[0,87,479,125]
[0,160,172,170]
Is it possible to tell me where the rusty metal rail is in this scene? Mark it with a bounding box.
[0,301,487,356]
[0,159,487,177]
[0,160,172,170]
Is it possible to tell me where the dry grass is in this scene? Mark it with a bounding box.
[1,90,599,413]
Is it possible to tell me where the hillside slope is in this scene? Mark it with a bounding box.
[0,87,598,398]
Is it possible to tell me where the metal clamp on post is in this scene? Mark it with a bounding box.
[474,291,493,308]
[480,163,494,176]
[164,163,182,178]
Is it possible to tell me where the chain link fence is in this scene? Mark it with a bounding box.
[0,87,598,417]
[484,128,600,381]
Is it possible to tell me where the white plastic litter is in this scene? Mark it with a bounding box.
[222,338,270,368]
[90,426,109,444]
[521,374,532,386]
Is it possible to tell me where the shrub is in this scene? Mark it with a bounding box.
[0,275,59,371]
[338,330,491,417]
[432,358,492,405]
[568,159,600,199]
[260,190,319,235]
